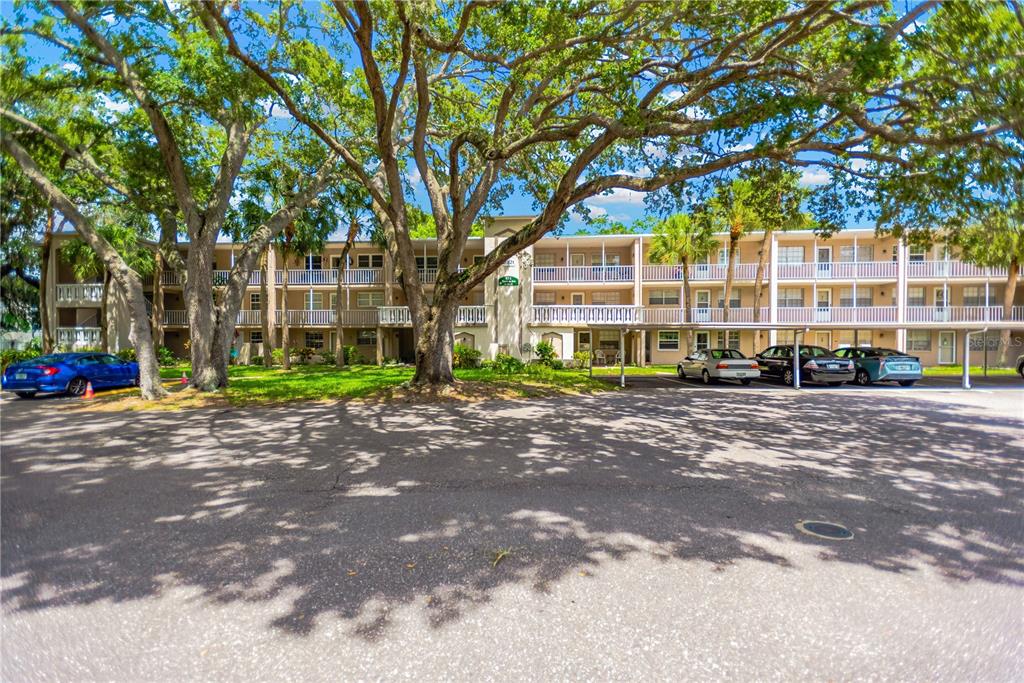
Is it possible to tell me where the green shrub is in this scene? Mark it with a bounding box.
[493,353,525,374]
[550,359,565,370]
[573,350,591,369]
[344,345,365,365]
[294,347,316,361]
[453,343,482,369]
[271,348,284,366]
[117,348,137,362]
[534,340,556,365]
[157,346,176,366]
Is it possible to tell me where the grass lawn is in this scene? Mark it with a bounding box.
[589,364,678,376]
[141,362,613,407]
[922,365,1018,377]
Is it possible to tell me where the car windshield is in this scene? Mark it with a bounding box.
[21,355,66,365]
[802,346,831,357]
[710,349,745,359]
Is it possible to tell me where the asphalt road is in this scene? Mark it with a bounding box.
[2,385,1022,680]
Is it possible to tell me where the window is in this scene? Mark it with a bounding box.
[329,293,338,309]
[717,331,740,350]
[249,331,263,344]
[304,332,324,349]
[839,245,874,262]
[307,292,324,310]
[356,329,377,345]
[839,287,872,307]
[777,330,796,345]
[356,291,385,308]
[715,293,742,309]
[934,287,948,307]
[907,330,931,351]
[416,256,439,270]
[356,254,384,269]
[835,330,873,348]
[648,289,680,305]
[658,331,680,351]
[591,291,620,305]
[306,255,322,270]
[249,292,260,309]
[535,291,556,305]
[571,292,585,305]
[908,246,927,262]
[710,349,745,359]
[694,331,710,351]
[534,253,555,267]
[907,286,925,307]
[962,286,985,306]
[778,246,804,263]
[717,247,728,264]
[777,288,804,308]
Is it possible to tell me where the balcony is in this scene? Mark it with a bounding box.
[377,306,488,327]
[57,327,101,348]
[274,268,383,285]
[905,306,1024,323]
[776,306,898,324]
[56,283,103,306]
[163,310,188,326]
[642,263,758,282]
[528,305,643,325]
[907,261,1007,279]
[275,310,381,327]
[671,307,771,324]
[777,261,897,280]
[532,265,634,283]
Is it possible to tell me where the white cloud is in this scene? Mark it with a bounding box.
[683,105,709,120]
[406,167,422,185]
[662,90,683,103]
[582,205,607,218]
[798,167,831,186]
[726,143,754,153]
[61,62,81,74]
[100,94,132,113]
[586,187,647,207]
[257,97,293,119]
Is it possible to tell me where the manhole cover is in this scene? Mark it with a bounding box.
[796,520,854,540]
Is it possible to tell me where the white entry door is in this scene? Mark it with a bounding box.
[817,247,832,278]
[938,331,955,364]
[816,289,832,322]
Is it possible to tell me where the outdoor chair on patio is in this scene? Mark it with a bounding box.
[594,349,607,366]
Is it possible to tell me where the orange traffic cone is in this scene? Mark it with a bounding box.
[180,371,188,385]
[83,381,95,400]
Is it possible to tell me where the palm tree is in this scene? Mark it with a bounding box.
[949,200,1023,365]
[701,179,763,323]
[649,214,717,352]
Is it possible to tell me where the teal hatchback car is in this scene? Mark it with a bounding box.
[832,347,923,386]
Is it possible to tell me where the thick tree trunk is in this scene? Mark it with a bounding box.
[411,301,457,386]
[281,265,291,370]
[722,231,740,323]
[152,251,164,348]
[122,269,165,400]
[184,238,219,390]
[261,248,273,367]
[99,269,111,352]
[752,228,772,348]
[39,210,54,353]
[999,256,1018,365]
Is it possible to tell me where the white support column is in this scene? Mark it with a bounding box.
[769,232,779,346]
[633,237,642,306]
[896,240,908,350]
[601,240,606,280]
[985,280,990,321]
[619,327,625,387]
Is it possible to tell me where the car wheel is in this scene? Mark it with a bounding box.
[677,365,685,379]
[855,369,872,386]
[701,369,715,385]
[133,374,141,387]
[66,377,88,397]
[782,368,794,386]
[14,391,36,399]
[1017,363,1024,379]
[740,378,752,386]
[898,380,916,387]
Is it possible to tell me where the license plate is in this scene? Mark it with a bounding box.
[734,372,748,377]
[891,364,909,371]
[15,373,26,380]
[825,363,838,370]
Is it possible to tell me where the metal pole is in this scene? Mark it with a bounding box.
[983,330,989,377]
[962,331,972,390]
[588,326,593,378]
[619,327,625,388]
[793,331,801,390]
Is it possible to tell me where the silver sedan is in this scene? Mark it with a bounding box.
[677,348,761,385]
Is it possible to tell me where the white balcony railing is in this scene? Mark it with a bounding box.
[377,306,488,327]
[57,327,101,347]
[273,309,381,327]
[236,310,261,326]
[56,283,104,305]
[532,265,635,283]
[163,310,188,326]
[160,271,182,286]
[906,261,1008,279]
[683,307,770,324]
[274,268,383,285]
[905,306,1024,323]
[776,306,899,324]
[529,305,643,325]
[641,263,759,282]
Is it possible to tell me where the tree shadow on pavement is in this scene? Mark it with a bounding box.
[2,388,1022,639]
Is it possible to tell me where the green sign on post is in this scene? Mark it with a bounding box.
[497,276,519,287]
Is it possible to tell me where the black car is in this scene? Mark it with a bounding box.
[754,344,856,386]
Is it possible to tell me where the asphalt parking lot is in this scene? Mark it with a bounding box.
[593,371,1024,391]
[2,381,1022,680]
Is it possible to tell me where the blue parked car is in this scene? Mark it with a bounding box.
[832,347,922,386]
[1,352,139,399]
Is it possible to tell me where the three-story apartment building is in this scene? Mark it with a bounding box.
[42,215,1024,367]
